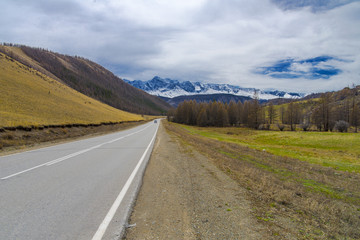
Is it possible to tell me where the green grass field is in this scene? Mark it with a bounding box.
[166,122,360,238]
[180,125,360,173]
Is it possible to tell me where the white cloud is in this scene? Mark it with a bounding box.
[0,0,359,93]
[290,62,313,72]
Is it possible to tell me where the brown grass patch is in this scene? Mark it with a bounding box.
[0,51,143,128]
[0,121,145,154]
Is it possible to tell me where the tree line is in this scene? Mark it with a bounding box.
[167,86,360,132]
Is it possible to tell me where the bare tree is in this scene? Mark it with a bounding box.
[248,98,262,129]
[197,108,208,127]
[267,102,277,124]
[227,101,239,126]
[215,102,229,127]
[280,106,286,123]
[242,101,250,125]
[285,102,301,131]
[350,91,360,132]
[237,101,244,125]
[319,93,332,131]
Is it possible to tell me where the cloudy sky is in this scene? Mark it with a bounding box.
[1,0,360,93]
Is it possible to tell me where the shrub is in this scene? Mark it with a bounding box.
[334,120,349,133]
[300,122,310,131]
[277,123,285,131]
[2,133,15,140]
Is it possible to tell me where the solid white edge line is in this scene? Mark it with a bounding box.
[1,124,152,180]
[91,122,159,240]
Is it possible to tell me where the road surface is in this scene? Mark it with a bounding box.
[0,120,159,240]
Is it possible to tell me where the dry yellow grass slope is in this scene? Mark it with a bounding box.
[0,52,143,127]
[0,45,63,83]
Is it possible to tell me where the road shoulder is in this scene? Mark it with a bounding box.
[124,122,268,239]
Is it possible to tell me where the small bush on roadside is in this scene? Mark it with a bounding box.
[334,120,349,132]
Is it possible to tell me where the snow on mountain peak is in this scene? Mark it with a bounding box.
[125,76,305,100]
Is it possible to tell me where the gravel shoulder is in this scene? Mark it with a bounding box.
[124,122,269,239]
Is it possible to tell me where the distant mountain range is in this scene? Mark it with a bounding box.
[125,76,306,101]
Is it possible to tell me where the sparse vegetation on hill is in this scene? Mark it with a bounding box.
[0,44,171,115]
[0,52,143,128]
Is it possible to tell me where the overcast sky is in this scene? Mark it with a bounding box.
[1,0,360,93]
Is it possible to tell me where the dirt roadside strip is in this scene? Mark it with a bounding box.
[0,121,150,156]
[124,122,270,239]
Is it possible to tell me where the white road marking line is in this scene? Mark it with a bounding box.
[0,123,151,158]
[91,122,159,240]
[45,143,105,166]
[0,164,47,180]
[1,124,152,180]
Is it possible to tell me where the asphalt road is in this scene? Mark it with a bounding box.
[0,120,159,240]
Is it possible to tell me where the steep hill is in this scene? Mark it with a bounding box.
[0,45,171,115]
[0,52,143,127]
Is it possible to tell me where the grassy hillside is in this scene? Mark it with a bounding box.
[0,45,171,115]
[0,52,143,127]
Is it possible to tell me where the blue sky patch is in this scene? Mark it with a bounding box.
[271,0,358,12]
[256,56,343,80]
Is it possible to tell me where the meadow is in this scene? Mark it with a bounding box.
[165,121,360,239]
[181,125,360,173]
[0,52,143,128]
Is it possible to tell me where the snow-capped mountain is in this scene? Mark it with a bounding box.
[125,76,305,100]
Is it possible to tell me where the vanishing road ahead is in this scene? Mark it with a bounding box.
[0,121,159,240]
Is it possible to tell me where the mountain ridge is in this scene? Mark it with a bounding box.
[125,76,306,100]
[0,44,171,115]
[0,51,143,127]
